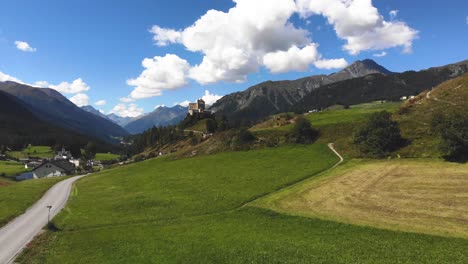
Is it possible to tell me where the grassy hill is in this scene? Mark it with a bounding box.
[18,143,468,263]
[252,101,401,157]
[394,74,467,157]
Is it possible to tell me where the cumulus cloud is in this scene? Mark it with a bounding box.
[69,93,89,107]
[0,71,24,83]
[175,100,190,107]
[34,78,90,94]
[147,0,346,88]
[201,90,223,105]
[127,54,190,99]
[373,51,387,57]
[150,26,182,46]
[127,0,417,99]
[120,97,135,103]
[15,41,36,52]
[94,100,106,106]
[297,0,418,54]
[389,10,399,20]
[314,58,349,69]
[263,44,319,73]
[110,103,144,117]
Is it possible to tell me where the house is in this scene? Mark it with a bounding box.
[188,99,211,116]
[55,147,73,160]
[25,161,42,169]
[16,160,76,181]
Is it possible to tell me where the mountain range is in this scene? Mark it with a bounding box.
[0,89,113,150]
[210,59,468,123]
[82,105,187,134]
[81,105,136,127]
[0,81,128,144]
[123,105,187,134]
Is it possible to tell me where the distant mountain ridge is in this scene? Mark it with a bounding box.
[124,105,187,134]
[0,81,129,143]
[211,59,467,123]
[81,105,136,127]
[210,59,394,122]
[0,90,109,148]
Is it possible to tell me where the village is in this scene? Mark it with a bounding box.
[1,147,103,181]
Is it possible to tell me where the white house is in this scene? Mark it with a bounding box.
[16,160,76,181]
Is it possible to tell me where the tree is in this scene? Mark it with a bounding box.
[83,141,97,160]
[205,118,217,133]
[290,116,319,144]
[353,111,403,157]
[431,112,467,162]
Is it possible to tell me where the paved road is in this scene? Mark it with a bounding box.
[0,175,86,264]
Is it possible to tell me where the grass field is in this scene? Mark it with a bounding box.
[254,159,468,239]
[18,144,468,263]
[252,101,401,158]
[95,152,120,161]
[7,145,54,159]
[0,177,64,227]
[0,161,29,178]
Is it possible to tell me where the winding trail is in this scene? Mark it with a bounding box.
[0,175,87,264]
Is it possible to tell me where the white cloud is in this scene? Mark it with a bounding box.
[175,100,190,107]
[127,54,190,99]
[155,104,166,109]
[110,103,144,117]
[148,0,346,87]
[314,58,348,69]
[120,97,135,103]
[201,90,223,105]
[297,0,418,55]
[373,51,387,57]
[35,78,90,94]
[389,10,399,20]
[150,26,182,46]
[94,100,106,106]
[69,93,89,107]
[15,41,36,52]
[0,71,24,83]
[263,44,319,73]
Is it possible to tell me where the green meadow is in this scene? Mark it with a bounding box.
[0,160,28,178]
[95,152,120,161]
[18,144,468,263]
[0,177,63,227]
[7,145,54,159]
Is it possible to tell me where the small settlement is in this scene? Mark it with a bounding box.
[16,148,80,181]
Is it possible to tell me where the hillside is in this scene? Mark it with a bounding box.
[124,105,187,134]
[293,60,468,113]
[210,59,393,123]
[395,73,468,157]
[0,81,129,143]
[0,90,106,149]
[211,59,467,124]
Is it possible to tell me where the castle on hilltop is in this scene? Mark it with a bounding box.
[188,99,211,116]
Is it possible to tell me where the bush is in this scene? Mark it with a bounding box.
[230,128,256,149]
[353,111,403,157]
[290,116,319,144]
[431,112,467,162]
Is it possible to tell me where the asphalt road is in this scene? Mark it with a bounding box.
[0,175,86,264]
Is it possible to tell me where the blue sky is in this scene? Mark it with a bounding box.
[0,0,466,117]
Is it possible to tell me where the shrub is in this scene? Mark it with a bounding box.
[431,112,467,162]
[230,128,256,149]
[353,111,403,157]
[290,116,319,144]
